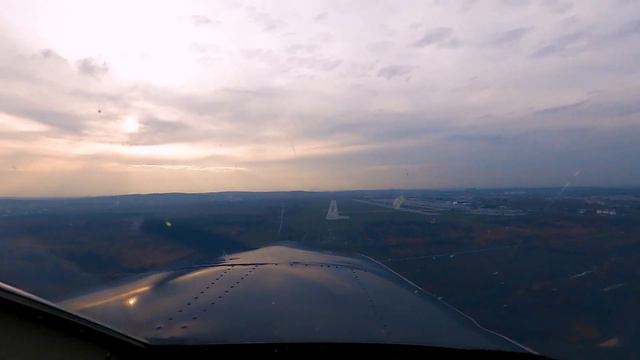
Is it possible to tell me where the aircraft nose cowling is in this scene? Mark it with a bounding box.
[60,244,529,353]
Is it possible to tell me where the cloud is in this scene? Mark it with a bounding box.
[412,27,457,48]
[533,98,640,120]
[540,0,574,14]
[35,49,67,63]
[0,1,640,195]
[499,0,532,7]
[125,118,194,146]
[240,48,272,60]
[377,65,416,80]
[287,43,318,55]
[615,19,640,38]
[530,32,590,58]
[287,56,342,71]
[533,100,588,116]
[76,57,109,78]
[0,92,85,132]
[458,0,477,13]
[314,12,328,21]
[246,7,287,32]
[190,15,217,26]
[490,27,533,46]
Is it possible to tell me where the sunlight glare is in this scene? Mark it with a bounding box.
[122,116,140,133]
[126,296,138,307]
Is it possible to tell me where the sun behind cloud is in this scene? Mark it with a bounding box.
[122,116,140,134]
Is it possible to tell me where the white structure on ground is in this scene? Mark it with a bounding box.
[326,200,350,220]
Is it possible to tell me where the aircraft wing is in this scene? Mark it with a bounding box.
[56,244,535,354]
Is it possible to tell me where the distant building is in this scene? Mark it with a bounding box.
[392,196,405,209]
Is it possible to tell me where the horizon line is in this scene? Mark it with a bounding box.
[2,185,640,200]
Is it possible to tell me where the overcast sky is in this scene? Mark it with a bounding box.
[1,0,639,196]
